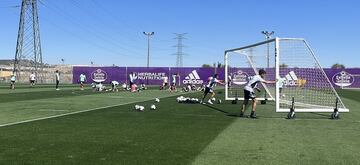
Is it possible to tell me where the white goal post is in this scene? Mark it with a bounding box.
[224,38,349,113]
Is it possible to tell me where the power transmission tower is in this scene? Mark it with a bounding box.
[173,33,187,67]
[13,0,43,82]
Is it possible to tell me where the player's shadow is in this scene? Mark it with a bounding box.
[201,104,333,119]
[202,104,240,117]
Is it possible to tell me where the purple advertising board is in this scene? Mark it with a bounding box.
[324,69,360,89]
[73,66,360,88]
[73,66,126,84]
[73,66,219,86]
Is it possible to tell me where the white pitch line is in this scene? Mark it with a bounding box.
[38,109,70,112]
[0,92,199,128]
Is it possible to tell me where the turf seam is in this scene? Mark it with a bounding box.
[189,117,238,165]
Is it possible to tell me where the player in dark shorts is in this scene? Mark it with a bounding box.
[201,74,224,104]
[240,69,275,118]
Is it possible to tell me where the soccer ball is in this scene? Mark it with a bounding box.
[150,104,156,110]
[135,105,140,110]
[155,98,160,102]
[211,98,216,101]
[139,106,145,111]
[218,99,222,104]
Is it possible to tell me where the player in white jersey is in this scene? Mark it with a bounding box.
[240,69,275,118]
[111,80,119,92]
[170,73,179,92]
[160,76,168,90]
[55,70,60,90]
[129,72,136,88]
[227,74,232,90]
[278,77,286,97]
[79,73,87,90]
[201,74,225,104]
[29,72,36,87]
[10,74,16,90]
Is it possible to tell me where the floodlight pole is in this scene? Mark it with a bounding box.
[143,32,154,68]
[261,31,274,68]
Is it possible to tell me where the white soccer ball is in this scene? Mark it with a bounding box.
[135,105,140,110]
[211,98,216,101]
[155,98,160,102]
[150,104,156,110]
[139,106,145,111]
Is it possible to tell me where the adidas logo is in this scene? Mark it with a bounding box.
[283,71,298,86]
[183,70,204,84]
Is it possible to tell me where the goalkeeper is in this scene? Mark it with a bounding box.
[240,69,276,118]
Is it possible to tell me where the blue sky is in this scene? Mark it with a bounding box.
[0,0,359,67]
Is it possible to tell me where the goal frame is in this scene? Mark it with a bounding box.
[224,37,349,113]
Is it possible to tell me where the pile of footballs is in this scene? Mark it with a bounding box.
[134,98,160,112]
[176,96,200,104]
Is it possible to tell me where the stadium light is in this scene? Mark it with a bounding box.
[143,32,154,68]
[261,31,275,68]
[261,31,275,40]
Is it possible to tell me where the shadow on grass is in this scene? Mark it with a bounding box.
[202,104,243,118]
[202,104,335,120]
[260,112,333,120]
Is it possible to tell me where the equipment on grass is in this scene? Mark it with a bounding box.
[287,97,296,119]
[150,104,156,110]
[218,99,222,104]
[155,98,160,102]
[135,105,140,110]
[330,98,340,119]
[176,96,199,104]
[224,38,349,117]
[231,90,238,104]
[135,105,144,111]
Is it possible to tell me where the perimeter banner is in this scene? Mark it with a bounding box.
[73,66,360,88]
[72,66,218,86]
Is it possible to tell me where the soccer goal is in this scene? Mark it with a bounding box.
[224,38,349,116]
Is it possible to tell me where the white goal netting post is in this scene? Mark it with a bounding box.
[224,39,276,101]
[225,38,349,113]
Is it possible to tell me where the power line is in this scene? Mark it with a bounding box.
[173,33,187,67]
[69,0,146,51]
[39,0,144,58]
[13,0,43,82]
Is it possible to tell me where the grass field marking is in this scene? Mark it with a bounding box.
[107,111,218,117]
[37,109,70,112]
[0,90,200,128]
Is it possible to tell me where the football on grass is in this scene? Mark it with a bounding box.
[150,104,156,110]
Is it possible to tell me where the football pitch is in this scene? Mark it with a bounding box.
[0,85,359,164]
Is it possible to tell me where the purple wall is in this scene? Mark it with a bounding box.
[73,66,360,88]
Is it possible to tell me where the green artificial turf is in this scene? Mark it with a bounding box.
[0,85,359,164]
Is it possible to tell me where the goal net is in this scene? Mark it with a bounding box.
[225,38,349,113]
